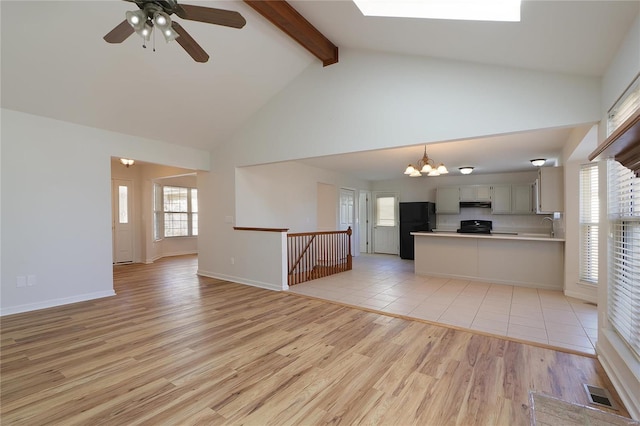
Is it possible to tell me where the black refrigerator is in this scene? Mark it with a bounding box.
[399,202,436,260]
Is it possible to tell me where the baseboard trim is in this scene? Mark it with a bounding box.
[597,331,640,420]
[0,290,116,316]
[414,271,562,291]
[197,270,282,292]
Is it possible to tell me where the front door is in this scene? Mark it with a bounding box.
[112,179,134,264]
[373,192,398,255]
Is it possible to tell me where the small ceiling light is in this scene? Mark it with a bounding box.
[459,167,474,175]
[120,158,135,167]
[404,145,447,177]
[530,159,546,167]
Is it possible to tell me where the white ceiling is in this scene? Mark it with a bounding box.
[1,1,638,180]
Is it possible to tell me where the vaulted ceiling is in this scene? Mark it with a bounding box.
[2,1,638,179]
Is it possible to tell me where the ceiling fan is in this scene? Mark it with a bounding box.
[103,0,246,63]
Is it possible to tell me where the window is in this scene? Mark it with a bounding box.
[154,185,198,238]
[579,163,599,284]
[607,73,639,136]
[376,196,396,226]
[607,160,640,358]
[153,183,162,240]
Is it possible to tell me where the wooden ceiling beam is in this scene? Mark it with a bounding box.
[243,0,338,66]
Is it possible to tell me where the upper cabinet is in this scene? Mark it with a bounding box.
[512,184,534,214]
[537,167,564,213]
[459,185,492,202]
[492,184,534,214]
[436,187,460,214]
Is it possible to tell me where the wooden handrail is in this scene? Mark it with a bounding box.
[234,227,289,232]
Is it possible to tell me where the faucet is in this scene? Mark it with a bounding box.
[542,217,554,237]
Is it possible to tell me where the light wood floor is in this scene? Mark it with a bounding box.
[1,255,630,425]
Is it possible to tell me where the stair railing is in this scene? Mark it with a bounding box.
[287,227,352,286]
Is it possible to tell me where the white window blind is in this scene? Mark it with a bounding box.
[607,73,639,136]
[153,183,162,241]
[607,160,640,358]
[579,163,599,284]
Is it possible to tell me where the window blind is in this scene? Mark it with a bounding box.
[608,73,640,136]
[607,160,640,358]
[579,163,599,284]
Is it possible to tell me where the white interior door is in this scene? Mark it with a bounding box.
[359,191,370,254]
[339,188,355,230]
[112,179,134,264]
[373,193,398,255]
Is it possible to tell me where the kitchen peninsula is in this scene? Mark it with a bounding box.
[411,232,565,290]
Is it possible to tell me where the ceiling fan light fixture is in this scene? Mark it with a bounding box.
[138,23,153,41]
[162,26,180,42]
[126,10,147,30]
[459,166,474,175]
[530,158,546,167]
[154,11,171,28]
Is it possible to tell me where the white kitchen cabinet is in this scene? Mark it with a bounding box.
[459,185,492,202]
[491,185,512,214]
[436,187,460,214]
[537,167,564,213]
[512,184,534,214]
[492,184,534,214]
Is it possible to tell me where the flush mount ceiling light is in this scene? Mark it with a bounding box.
[120,158,135,167]
[404,146,448,177]
[353,0,521,22]
[459,166,474,175]
[530,159,546,167]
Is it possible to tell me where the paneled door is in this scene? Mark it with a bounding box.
[339,188,355,230]
[373,192,398,255]
[112,179,134,264]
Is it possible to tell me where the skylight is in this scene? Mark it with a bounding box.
[352,0,521,22]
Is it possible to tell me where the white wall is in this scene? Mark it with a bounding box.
[235,161,369,233]
[227,49,601,167]
[596,13,640,420]
[1,109,210,315]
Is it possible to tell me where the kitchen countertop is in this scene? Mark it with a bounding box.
[411,231,565,242]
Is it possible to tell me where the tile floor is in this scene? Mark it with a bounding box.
[287,254,598,356]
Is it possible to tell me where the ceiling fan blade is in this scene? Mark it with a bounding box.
[172,22,209,63]
[175,4,246,29]
[104,19,135,43]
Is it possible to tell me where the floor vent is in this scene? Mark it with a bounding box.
[583,384,617,410]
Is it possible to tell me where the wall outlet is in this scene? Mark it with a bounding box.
[27,275,36,286]
[230,257,235,265]
[16,276,27,288]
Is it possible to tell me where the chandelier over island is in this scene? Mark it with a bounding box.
[403,146,448,177]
